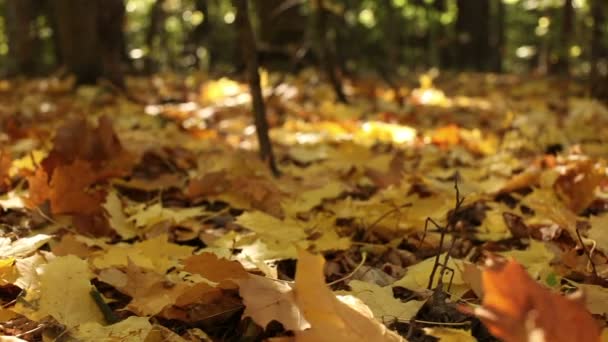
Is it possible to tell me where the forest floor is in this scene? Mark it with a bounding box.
[0,71,607,342]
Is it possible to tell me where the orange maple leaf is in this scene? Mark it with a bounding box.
[28,160,105,215]
[463,257,601,342]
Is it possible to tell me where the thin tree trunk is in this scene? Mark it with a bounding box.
[234,0,280,177]
[5,0,39,75]
[591,0,607,100]
[99,0,126,88]
[380,0,403,106]
[456,0,490,71]
[553,0,574,73]
[183,0,209,69]
[312,0,348,103]
[145,0,168,73]
[490,0,505,72]
[51,0,102,84]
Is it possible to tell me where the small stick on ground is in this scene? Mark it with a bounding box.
[575,227,598,279]
[234,0,280,177]
[427,174,464,290]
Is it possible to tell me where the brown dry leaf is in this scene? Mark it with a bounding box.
[293,249,404,342]
[27,160,105,214]
[554,159,604,213]
[182,253,249,288]
[236,274,310,331]
[188,172,284,217]
[48,160,106,214]
[25,167,51,208]
[42,116,132,174]
[466,257,601,342]
[51,234,97,258]
[98,262,191,316]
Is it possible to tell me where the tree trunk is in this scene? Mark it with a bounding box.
[455,0,491,71]
[5,0,40,75]
[379,0,403,106]
[553,0,574,74]
[489,0,505,72]
[51,0,125,86]
[183,0,210,69]
[234,0,280,177]
[312,0,348,103]
[145,0,168,73]
[591,0,607,100]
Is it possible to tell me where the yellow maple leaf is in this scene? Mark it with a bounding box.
[92,234,195,271]
[236,211,307,243]
[392,253,469,298]
[103,190,137,239]
[14,255,105,328]
[338,280,424,321]
[499,240,555,279]
[282,181,345,215]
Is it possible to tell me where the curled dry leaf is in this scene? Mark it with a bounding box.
[294,249,404,342]
[463,257,601,342]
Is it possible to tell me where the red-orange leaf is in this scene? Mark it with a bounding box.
[466,258,601,342]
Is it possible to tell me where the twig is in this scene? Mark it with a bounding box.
[327,251,367,286]
[427,174,464,290]
[575,227,598,278]
[90,287,119,324]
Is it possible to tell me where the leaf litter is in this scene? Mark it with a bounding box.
[0,73,607,341]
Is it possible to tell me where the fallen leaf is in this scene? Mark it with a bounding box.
[98,262,190,316]
[339,280,424,321]
[465,257,601,342]
[92,234,195,271]
[554,159,604,213]
[183,252,249,287]
[236,274,309,331]
[0,234,52,258]
[423,327,477,341]
[14,255,105,328]
[294,249,403,342]
[103,190,137,239]
[72,316,153,341]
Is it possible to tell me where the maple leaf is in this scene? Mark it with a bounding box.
[13,255,105,328]
[294,249,404,342]
[463,257,601,342]
[554,159,604,213]
[236,274,310,331]
[98,262,191,316]
[338,280,425,322]
[182,252,249,288]
[42,116,132,175]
